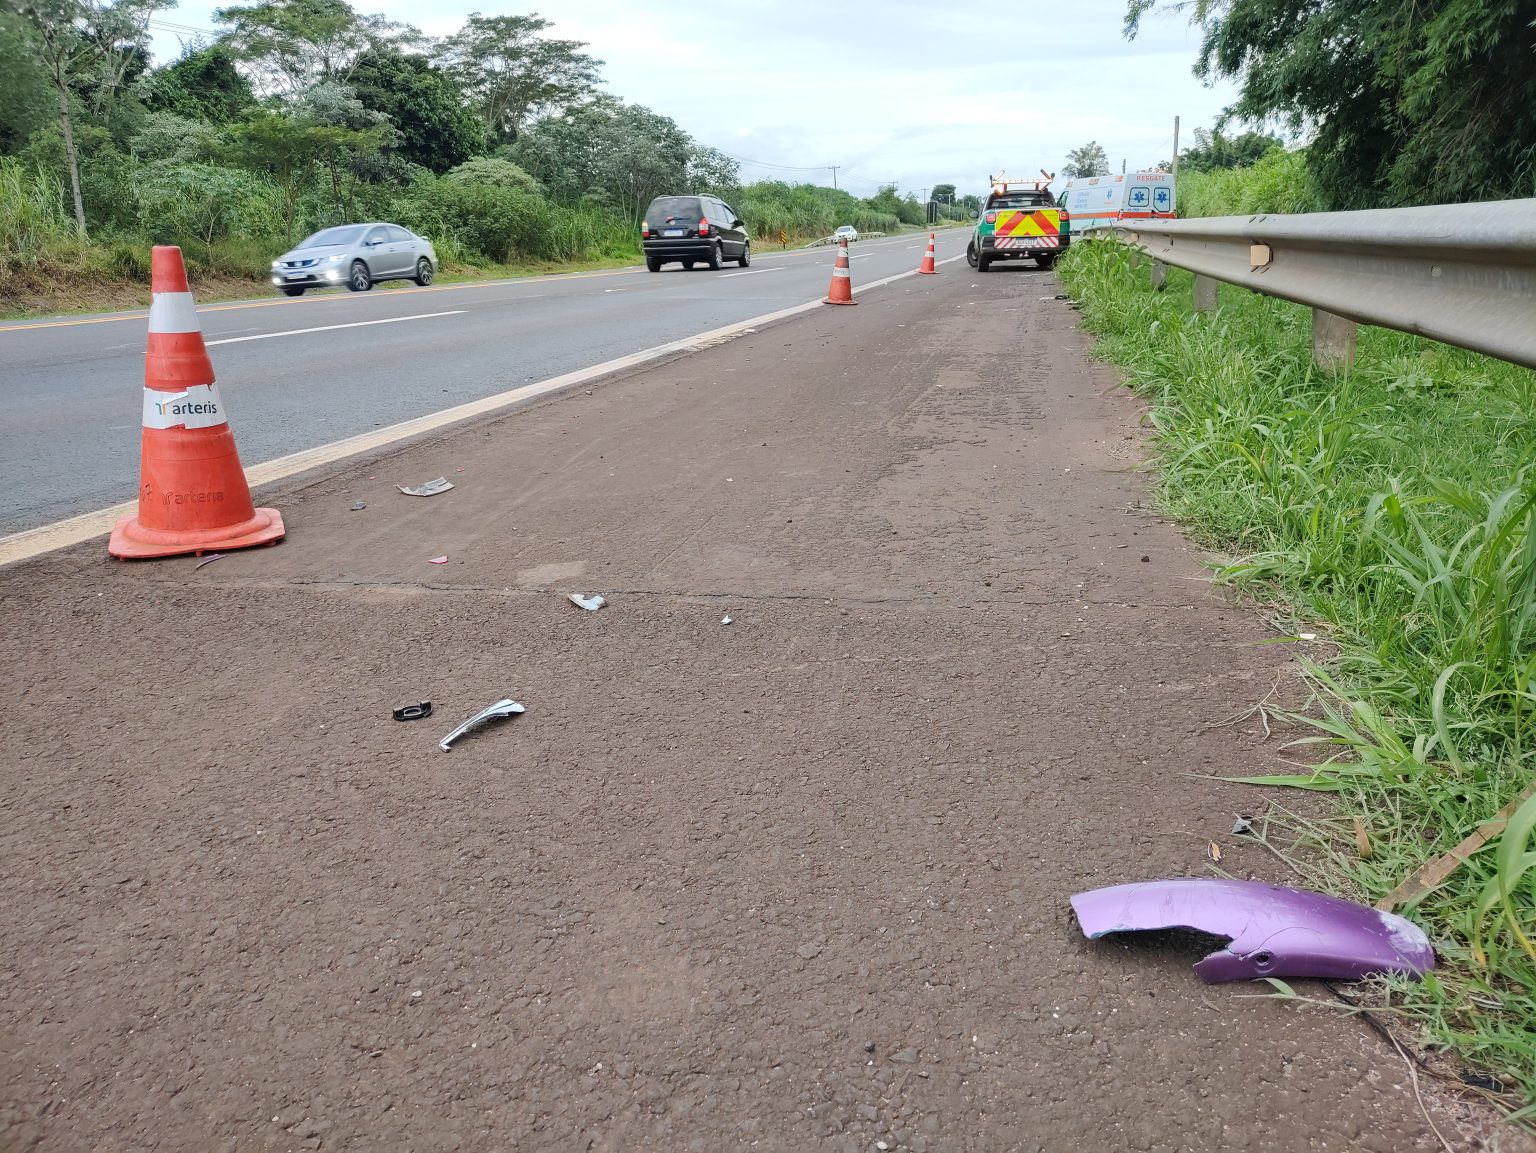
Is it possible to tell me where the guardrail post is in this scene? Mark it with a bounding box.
[1150,259,1167,291]
[1193,274,1219,313]
[1311,308,1357,370]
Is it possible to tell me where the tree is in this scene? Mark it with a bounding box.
[443,156,540,193]
[1062,140,1110,178]
[931,182,956,204]
[1125,0,1536,207]
[1179,127,1284,173]
[214,0,419,94]
[130,110,220,164]
[134,161,274,260]
[348,48,482,173]
[439,13,601,147]
[142,41,257,124]
[14,0,167,237]
[227,109,367,241]
[686,145,739,196]
[0,10,55,155]
[512,99,691,224]
[289,79,395,219]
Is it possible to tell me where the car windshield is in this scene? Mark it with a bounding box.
[836,226,854,233]
[298,225,367,248]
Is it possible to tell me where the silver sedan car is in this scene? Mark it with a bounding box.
[270,223,437,295]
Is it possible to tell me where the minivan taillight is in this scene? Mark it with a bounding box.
[641,219,650,238]
[698,217,710,236]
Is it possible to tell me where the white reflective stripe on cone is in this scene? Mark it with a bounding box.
[141,382,228,431]
[148,291,202,334]
[833,268,850,278]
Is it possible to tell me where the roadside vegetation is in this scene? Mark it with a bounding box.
[1057,235,1536,1116]
[1076,0,1536,1108]
[0,1,967,317]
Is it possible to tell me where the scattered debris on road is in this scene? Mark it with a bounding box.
[427,556,449,564]
[439,698,525,752]
[349,501,366,511]
[721,615,732,625]
[393,701,433,721]
[1207,841,1223,863]
[194,553,224,569]
[568,593,606,611]
[397,477,455,497]
[1232,816,1253,836]
[1071,878,1435,982]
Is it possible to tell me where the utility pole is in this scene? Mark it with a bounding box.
[829,166,840,190]
[1172,115,1180,178]
[1121,158,1126,174]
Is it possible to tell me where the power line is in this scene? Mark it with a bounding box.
[709,150,833,173]
[147,18,221,36]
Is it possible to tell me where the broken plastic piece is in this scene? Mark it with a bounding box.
[350,501,366,511]
[427,556,449,564]
[440,698,524,751]
[398,477,454,497]
[1070,878,1434,983]
[393,701,433,721]
[568,593,606,611]
[721,615,732,625]
[194,553,224,569]
[1232,816,1253,836]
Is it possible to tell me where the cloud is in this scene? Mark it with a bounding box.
[153,0,1238,196]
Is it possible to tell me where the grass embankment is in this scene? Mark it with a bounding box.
[1057,240,1536,1119]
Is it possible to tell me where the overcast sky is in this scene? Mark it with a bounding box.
[147,1,1241,200]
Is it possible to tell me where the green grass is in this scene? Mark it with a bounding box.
[1057,240,1536,1118]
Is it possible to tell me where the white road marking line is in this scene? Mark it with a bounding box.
[205,311,465,346]
[716,268,785,278]
[0,254,965,567]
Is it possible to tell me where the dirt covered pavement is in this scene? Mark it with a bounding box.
[0,265,1493,1152]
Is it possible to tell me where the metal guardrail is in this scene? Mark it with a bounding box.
[1116,199,1536,370]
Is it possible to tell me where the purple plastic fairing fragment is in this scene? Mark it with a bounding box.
[1070,878,1434,983]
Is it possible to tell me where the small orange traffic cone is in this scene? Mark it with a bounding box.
[918,233,937,275]
[109,246,284,559]
[823,237,856,305]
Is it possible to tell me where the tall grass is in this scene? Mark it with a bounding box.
[1176,149,1324,217]
[1059,240,1536,1115]
[0,159,82,269]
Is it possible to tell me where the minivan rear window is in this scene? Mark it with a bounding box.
[648,196,702,220]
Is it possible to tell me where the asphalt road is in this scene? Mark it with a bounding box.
[0,231,969,535]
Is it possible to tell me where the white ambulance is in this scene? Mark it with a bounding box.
[1059,171,1176,234]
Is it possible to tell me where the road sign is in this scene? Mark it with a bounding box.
[779,230,788,248]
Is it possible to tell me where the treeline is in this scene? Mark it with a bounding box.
[0,0,958,300]
[1127,0,1535,209]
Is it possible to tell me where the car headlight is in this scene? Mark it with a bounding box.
[271,260,282,270]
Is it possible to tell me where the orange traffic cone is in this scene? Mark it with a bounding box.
[918,232,937,275]
[823,237,856,305]
[108,247,285,559]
